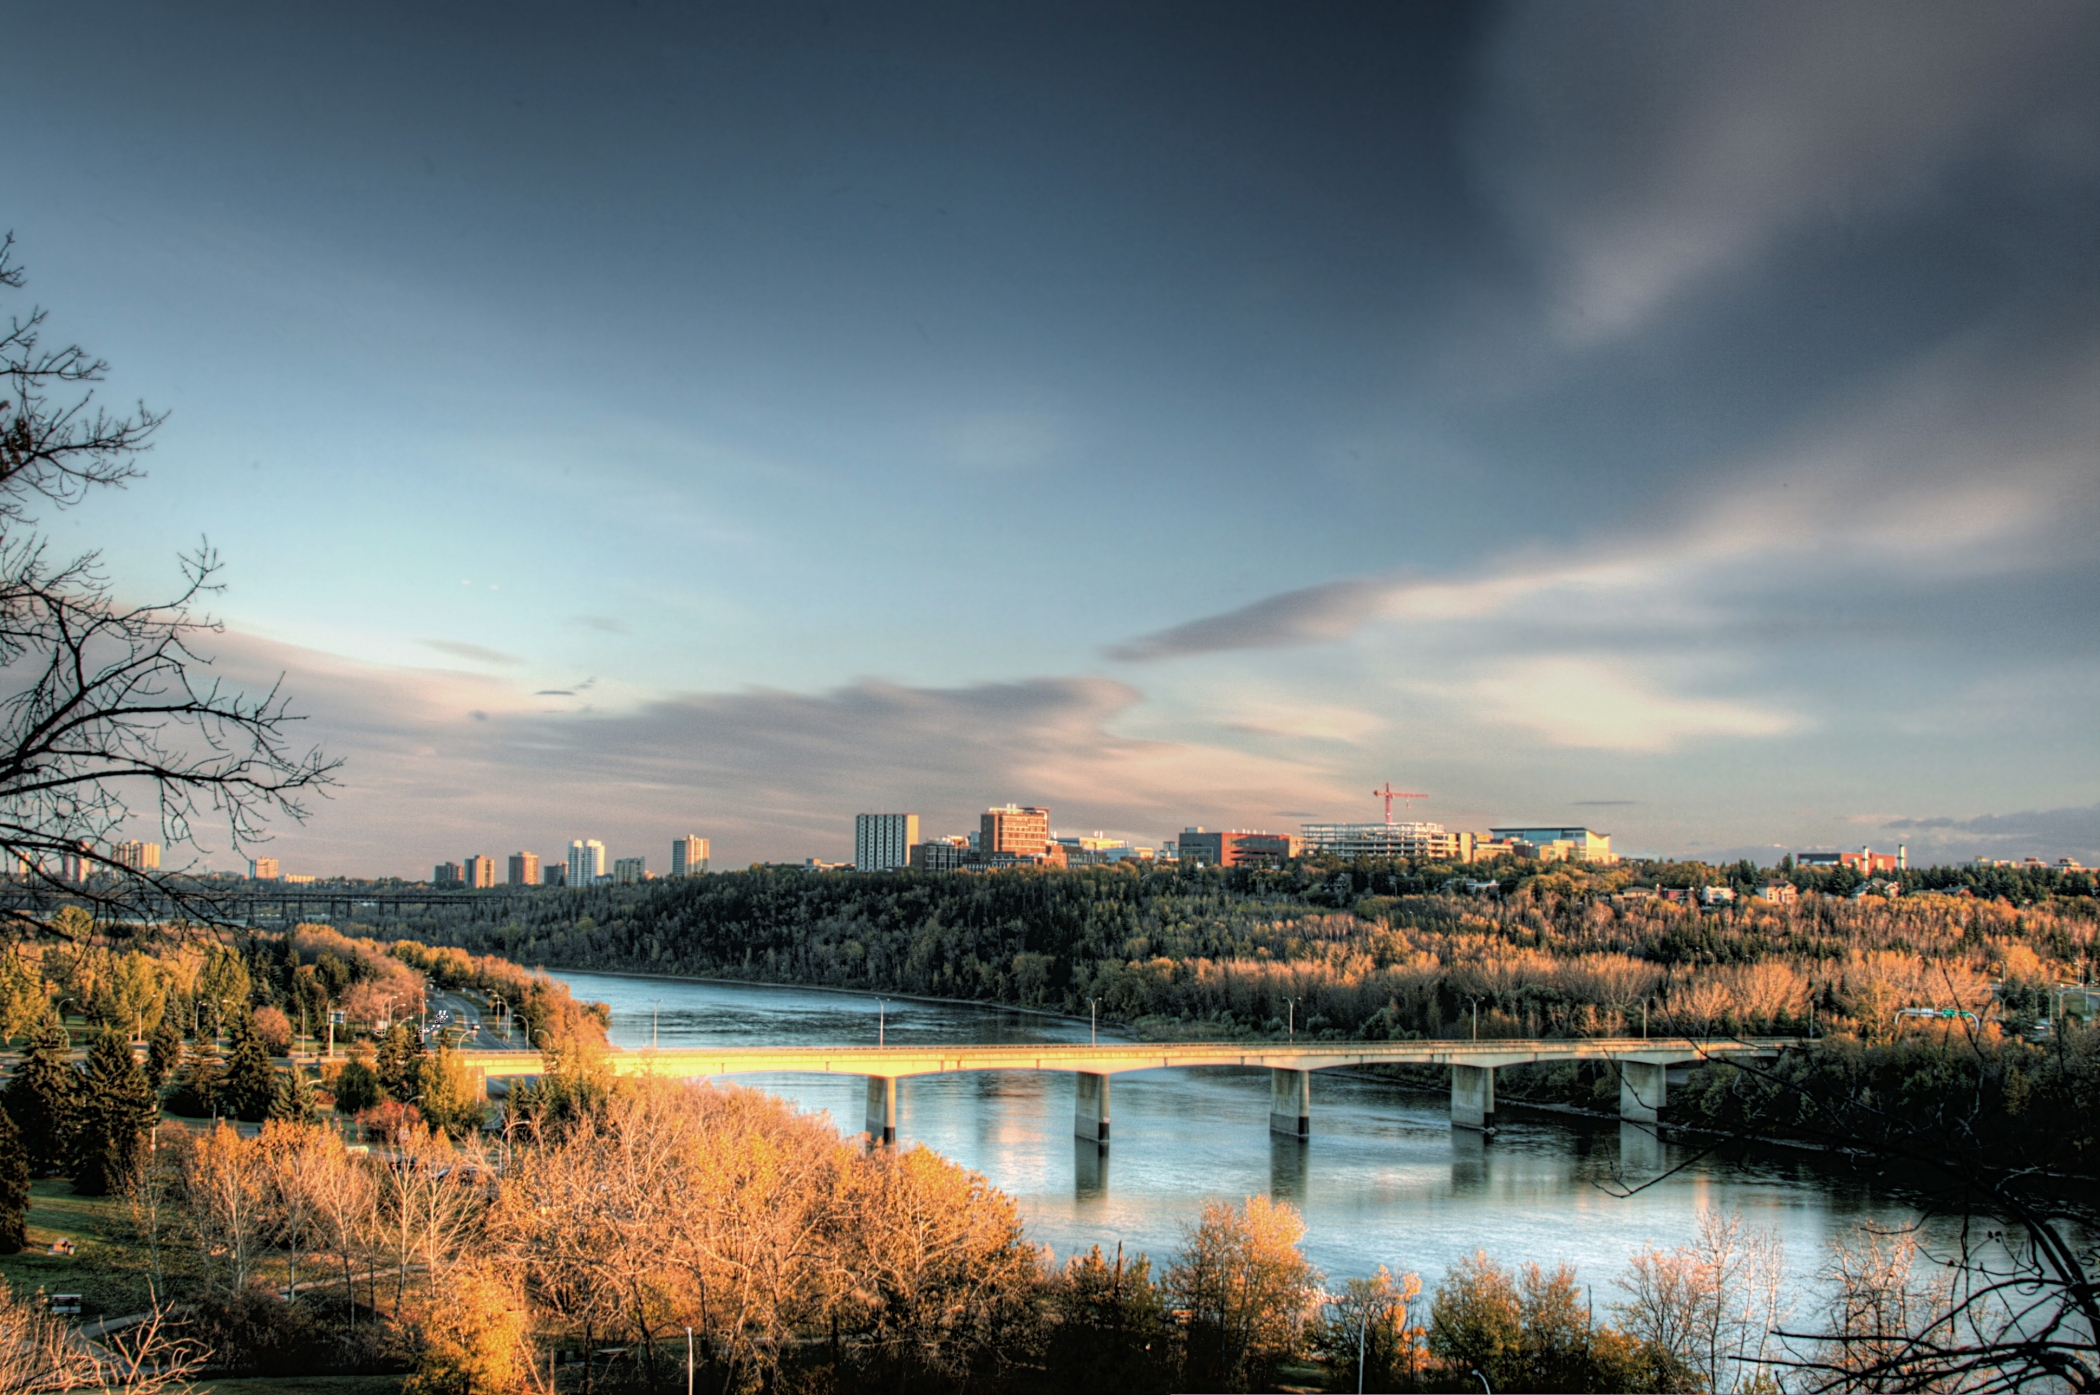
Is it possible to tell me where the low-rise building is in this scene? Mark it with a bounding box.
[1177,828,1303,868]
[1758,882,1799,905]
[1798,848,1898,875]
[909,838,971,872]
[1700,885,1737,905]
[1300,821,1469,861]
[1488,827,1615,864]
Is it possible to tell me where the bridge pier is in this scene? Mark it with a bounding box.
[1269,1068,1310,1138]
[1073,1072,1110,1143]
[1451,1063,1495,1131]
[1618,1060,1666,1124]
[863,1076,897,1146]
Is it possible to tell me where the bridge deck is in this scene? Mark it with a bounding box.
[458,1035,1794,1080]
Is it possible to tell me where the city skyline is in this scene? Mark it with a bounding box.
[4,3,2096,876]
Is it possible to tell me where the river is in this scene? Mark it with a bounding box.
[549,969,1921,1300]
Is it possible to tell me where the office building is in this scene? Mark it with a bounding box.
[249,856,281,880]
[1489,827,1616,864]
[465,854,497,889]
[568,839,606,887]
[1177,828,1304,868]
[112,841,161,872]
[508,851,540,887]
[671,835,709,877]
[981,804,1050,857]
[613,856,646,884]
[433,861,463,887]
[1300,821,1470,861]
[855,814,920,872]
[909,837,971,872]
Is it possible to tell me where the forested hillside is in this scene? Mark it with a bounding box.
[394,861,2097,1043]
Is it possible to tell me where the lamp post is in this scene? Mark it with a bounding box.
[877,1000,887,1048]
[1089,998,1097,1046]
[1287,997,1298,1042]
[651,998,661,1050]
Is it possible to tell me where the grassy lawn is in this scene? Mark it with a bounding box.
[0,1178,164,1318]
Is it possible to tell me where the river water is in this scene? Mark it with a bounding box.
[551,969,1919,1299]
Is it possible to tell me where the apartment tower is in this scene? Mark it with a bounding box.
[508,851,540,887]
[854,814,920,872]
[568,839,606,887]
[671,835,709,877]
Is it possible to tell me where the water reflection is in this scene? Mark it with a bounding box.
[1074,1140,1108,1199]
[555,970,1920,1293]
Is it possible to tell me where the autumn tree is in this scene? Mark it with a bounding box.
[1044,1244,1175,1394]
[404,1261,537,1395]
[178,1122,271,1291]
[1164,1194,1320,1391]
[1313,1265,1422,1393]
[1615,1209,1789,1392]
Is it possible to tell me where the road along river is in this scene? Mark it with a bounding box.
[549,969,1927,1300]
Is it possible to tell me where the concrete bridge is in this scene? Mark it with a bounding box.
[458,1036,1797,1144]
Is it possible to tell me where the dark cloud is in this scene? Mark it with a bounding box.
[205,634,1340,875]
[419,639,525,666]
[1885,805,2100,850]
[1108,577,1393,662]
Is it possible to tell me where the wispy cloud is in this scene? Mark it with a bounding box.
[1470,0,2100,341]
[419,639,525,667]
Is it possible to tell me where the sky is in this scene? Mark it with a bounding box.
[4,0,2097,875]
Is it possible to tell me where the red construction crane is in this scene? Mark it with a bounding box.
[1373,783,1428,823]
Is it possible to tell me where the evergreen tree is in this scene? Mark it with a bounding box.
[375,1020,427,1104]
[330,1058,382,1114]
[145,1016,184,1091]
[0,1109,28,1253]
[220,1018,276,1123]
[1,1013,81,1176]
[268,1066,319,1125]
[73,1030,157,1196]
[170,1042,225,1118]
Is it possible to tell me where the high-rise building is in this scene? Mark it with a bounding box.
[464,854,497,888]
[854,814,920,872]
[112,841,162,872]
[613,856,646,884]
[542,864,567,887]
[980,805,1050,858]
[250,856,281,881]
[433,861,463,887]
[508,851,540,887]
[671,836,709,877]
[568,839,606,887]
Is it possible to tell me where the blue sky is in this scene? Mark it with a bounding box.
[4,1,2097,875]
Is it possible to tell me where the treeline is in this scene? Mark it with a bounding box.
[7,1070,1935,1394]
[395,863,2097,1044]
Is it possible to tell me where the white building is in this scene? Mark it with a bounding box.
[612,856,646,884]
[671,835,709,877]
[568,839,606,886]
[854,813,920,872]
[1300,821,1469,861]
